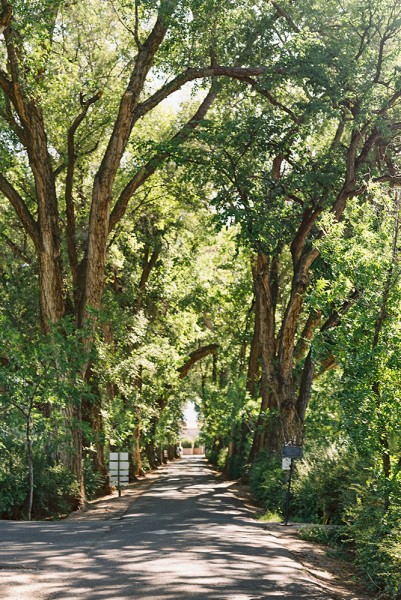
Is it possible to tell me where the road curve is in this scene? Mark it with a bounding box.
[0,457,339,599]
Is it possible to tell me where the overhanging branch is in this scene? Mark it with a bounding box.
[132,65,267,125]
[0,174,40,249]
[109,84,218,231]
[178,344,219,379]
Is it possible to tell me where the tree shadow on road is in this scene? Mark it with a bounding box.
[0,458,339,599]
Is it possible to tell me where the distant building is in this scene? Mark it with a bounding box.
[180,424,204,455]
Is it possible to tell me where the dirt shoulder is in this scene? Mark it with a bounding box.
[65,469,163,521]
[264,523,371,600]
[229,481,373,600]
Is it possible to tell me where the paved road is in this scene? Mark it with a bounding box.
[0,457,339,599]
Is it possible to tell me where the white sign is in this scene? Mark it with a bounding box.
[110,452,128,461]
[282,457,292,471]
[109,452,130,487]
[110,461,129,470]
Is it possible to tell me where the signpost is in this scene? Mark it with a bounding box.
[109,452,129,497]
[282,445,303,525]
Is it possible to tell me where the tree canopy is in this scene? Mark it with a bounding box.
[2,1,401,594]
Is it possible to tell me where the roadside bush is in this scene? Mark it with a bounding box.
[249,450,285,514]
[181,439,193,448]
[291,445,364,524]
[299,524,348,547]
[0,452,81,520]
[31,460,81,518]
[224,453,243,479]
[249,445,366,524]
[215,447,227,470]
[345,474,401,598]
[0,455,29,519]
[83,457,106,501]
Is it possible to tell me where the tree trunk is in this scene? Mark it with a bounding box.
[132,422,144,477]
[146,441,158,470]
[83,365,111,495]
[26,414,33,521]
[157,446,165,465]
[59,403,85,505]
[252,243,318,454]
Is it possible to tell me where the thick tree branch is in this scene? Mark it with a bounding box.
[2,94,26,145]
[178,344,219,379]
[93,0,176,200]
[0,68,12,98]
[82,1,177,317]
[333,126,365,219]
[1,233,31,262]
[296,349,314,424]
[377,89,401,116]
[374,33,388,84]
[294,310,322,362]
[278,247,319,379]
[134,0,142,49]
[270,1,300,33]
[290,206,323,267]
[320,288,361,332]
[65,91,102,286]
[255,251,278,385]
[135,246,160,312]
[0,174,40,249]
[0,3,12,34]
[109,0,141,45]
[239,76,301,123]
[109,84,218,231]
[132,66,267,124]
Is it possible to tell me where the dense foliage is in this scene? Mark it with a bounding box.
[1,0,401,596]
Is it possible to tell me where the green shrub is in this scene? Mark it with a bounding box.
[291,445,364,524]
[181,439,193,448]
[31,461,81,518]
[249,450,285,515]
[345,475,401,598]
[0,453,81,520]
[224,453,243,479]
[248,445,366,524]
[217,447,228,471]
[0,457,29,519]
[83,457,106,501]
[299,524,347,547]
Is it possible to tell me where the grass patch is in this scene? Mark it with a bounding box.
[258,510,282,522]
[299,524,347,547]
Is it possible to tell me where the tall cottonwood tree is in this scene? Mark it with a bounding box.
[0,0,270,330]
[186,0,401,452]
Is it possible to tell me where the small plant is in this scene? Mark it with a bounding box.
[258,511,281,523]
[299,524,346,547]
[217,447,228,471]
[83,457,106,501]
[181,439,193,448]
[345,476,401,597]
[248,450,285,515]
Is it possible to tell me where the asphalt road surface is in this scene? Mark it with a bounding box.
[0,457,340,599]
